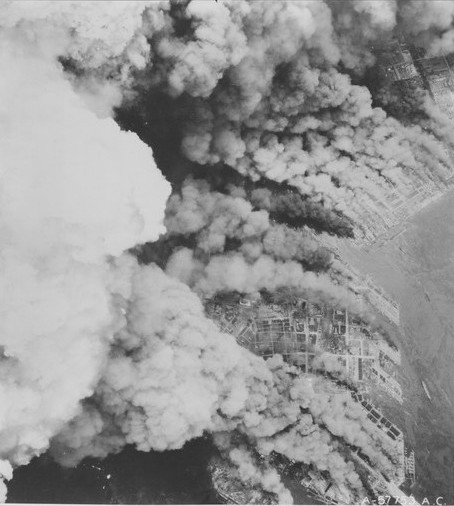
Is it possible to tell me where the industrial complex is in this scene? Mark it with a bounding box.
[204,35,454,506]
[321,36,454,251]
[207,294,416,504]
[207,296,402,403]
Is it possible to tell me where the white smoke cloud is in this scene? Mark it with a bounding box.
[0,1,155,120]
[51,256,273,464]
[0,5,170,499]
[0,1,419,502]
[226,444,293,504]
[0,0,153,82]
[166,248,364,313]
[0,460,13,503]
[50,262,390,502]
[398,0,454,55]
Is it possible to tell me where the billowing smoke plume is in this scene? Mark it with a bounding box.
[0,2,170,499]
[1,1,155,115]
[51,257,273,462]
[216,440,293,504]
[166,247,363,312]
[161,177,357,305]
[111,0,454,239]
[143,176,368,315]
[248,186,355,238]
[398,0,454,56]
[50,263,392,503]
[165,178,333,270]
[1,0,449,503]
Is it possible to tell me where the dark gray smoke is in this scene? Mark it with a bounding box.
[164,177,333,270]
[249,186,355,238]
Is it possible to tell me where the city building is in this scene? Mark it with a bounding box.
[206,294,413,503]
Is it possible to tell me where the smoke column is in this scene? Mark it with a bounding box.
[0,2,170,499]
[1,0,453,503]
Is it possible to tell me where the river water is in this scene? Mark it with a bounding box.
[337,190,454,504]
